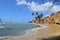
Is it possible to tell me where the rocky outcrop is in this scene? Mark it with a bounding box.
[44,11,60,24]
[32,20,35,24]
[32,20,40,24]
[52,12,60,24]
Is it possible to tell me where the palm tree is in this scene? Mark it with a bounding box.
[35,13,43,21]
[38,13,43,23]
[35,16,38,20]
[36,12,38,15]
[32,12,35,21]
[39,13,43,19]
[38,15,40,20]
[34,12,39,21]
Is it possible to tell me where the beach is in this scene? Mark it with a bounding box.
[1,24,60,40]
[3,24,47,40]
[37,24,60,40]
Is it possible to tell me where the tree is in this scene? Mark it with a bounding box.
[37,15,40,20]
[35,16,38,20]
[32,12,34,19]
[35,13,43,21]
[39,13,43,19]
[36,12,38,15]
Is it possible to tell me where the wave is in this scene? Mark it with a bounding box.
[0,36,8,39]
[23,24,47,36]
[0,24,48,40]
[0,26,5,29]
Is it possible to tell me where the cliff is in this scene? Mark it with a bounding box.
[44,11,60,24]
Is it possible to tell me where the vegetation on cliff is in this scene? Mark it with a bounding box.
[29,11,60,24]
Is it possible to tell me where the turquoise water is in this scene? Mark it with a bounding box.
[0,23,40,40]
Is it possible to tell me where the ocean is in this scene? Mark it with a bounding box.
[0,23,42,40]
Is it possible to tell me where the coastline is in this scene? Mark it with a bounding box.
[3,24,60,40]
[4,25,41,40]
[4,24,47,40]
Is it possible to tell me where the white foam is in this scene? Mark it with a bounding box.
[4,25,48,40]
[23,24,47,36]
[0,36,8,39]
[0,26,5,28]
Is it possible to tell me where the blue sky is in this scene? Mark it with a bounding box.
[0,0,60,23]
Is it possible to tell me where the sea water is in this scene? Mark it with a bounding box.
[0,23,42,40]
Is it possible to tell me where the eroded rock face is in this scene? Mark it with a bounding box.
[44,11,60,24]
[44,17,52,24]
[52,13,60,24]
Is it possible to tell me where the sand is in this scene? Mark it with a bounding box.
[37,24,60,40]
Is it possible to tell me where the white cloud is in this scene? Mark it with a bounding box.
[17,0,60,13]
[28,2,53,11]
[51,5,60,13]
[17,0,27,5]
[44,15,50,17]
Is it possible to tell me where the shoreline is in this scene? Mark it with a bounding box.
[3,24,60,40]
[4,24,48,40]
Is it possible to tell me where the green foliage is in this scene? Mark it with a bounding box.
[31,12,44,23]
[39,13,43,19]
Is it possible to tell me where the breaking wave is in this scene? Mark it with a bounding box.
[22,24,47,36]
[0,26,5,29]
[0,36,8,40]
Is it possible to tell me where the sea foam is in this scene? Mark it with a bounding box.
[23,24,47,36]
[0,36,8,39]
[0,26,5,28]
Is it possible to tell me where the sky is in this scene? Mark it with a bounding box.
[0,0,60,23]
